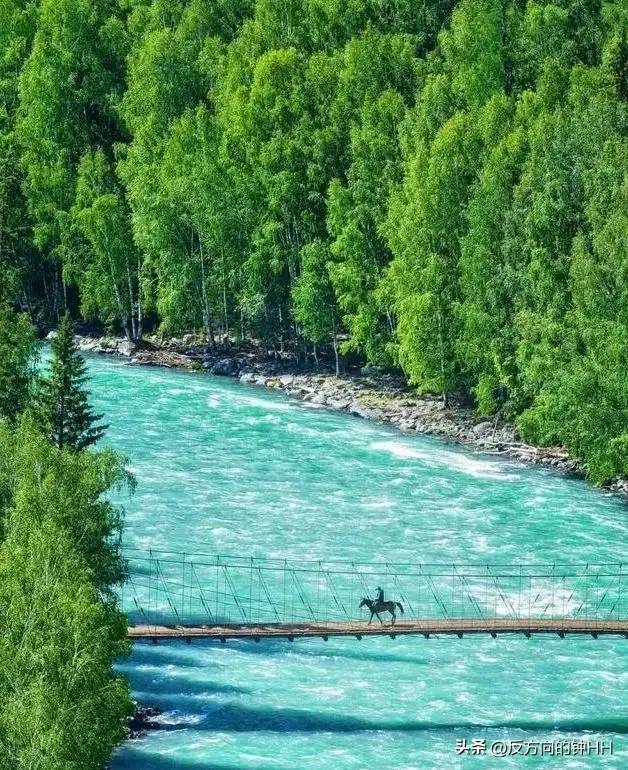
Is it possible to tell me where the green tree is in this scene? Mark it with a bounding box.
[0,0,38,310]
[70,151,142,341]
[36,315,106,451]
[328,90,407,364]
[292,240,342,373]
[0,473,130,769]
[0,305,35,422]
[16,0,128,313]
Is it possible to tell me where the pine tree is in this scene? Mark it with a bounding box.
[37,316,107,451]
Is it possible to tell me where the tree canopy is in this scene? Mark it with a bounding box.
[1,0,626,482]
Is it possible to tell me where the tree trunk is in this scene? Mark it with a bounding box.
[436,300,448,408]
[221,247,229,340]
[105,246,129,339]
[197,232,212,344]
[53,263,62,321]
[278,306,285,354]
[136,254,143,340]
[41,264,51,312]
[332,333,340,377]
[125,255,137,341]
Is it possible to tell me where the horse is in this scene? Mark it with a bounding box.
[359,597,404,626]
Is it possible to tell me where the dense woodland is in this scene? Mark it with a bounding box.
[0,0,627,485]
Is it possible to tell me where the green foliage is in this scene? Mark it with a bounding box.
[70,150,142,340]
[0,416,129,593]
[292,239,340,369]
[35,315,107,451]
[0,421,131,769]
[517,322,628,483]
[0,0,38,310]
[0,525,130,770]
[17,0,126,251]
[0,305,35,422]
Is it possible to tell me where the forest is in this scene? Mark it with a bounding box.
[1,0,627,484]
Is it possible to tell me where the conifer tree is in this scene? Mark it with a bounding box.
[37,316,107,451]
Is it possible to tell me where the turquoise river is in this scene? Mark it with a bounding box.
[78,354,627,769]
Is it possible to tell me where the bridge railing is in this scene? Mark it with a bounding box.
[120,549,627,629]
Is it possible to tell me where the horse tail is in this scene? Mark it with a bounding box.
[396,602,404,614]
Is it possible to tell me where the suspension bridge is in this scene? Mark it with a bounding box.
[121,549,628,642]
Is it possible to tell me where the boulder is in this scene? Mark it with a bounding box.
[128,704,161,739]
[327,399,351,411]
[472,421,494,436]
[117,339,136,357]
[210,358,240,376]
[349,403,384,421]
[239,372,257,384]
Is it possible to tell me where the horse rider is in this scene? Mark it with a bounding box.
[375,586,384,604]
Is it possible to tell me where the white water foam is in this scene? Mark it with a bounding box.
[369,440,520,480]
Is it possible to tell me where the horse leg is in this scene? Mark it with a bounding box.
[368,611,373,625]
[391,610,396,626]
[375,612,383,625]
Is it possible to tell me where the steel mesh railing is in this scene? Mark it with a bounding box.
[120,549,627,630]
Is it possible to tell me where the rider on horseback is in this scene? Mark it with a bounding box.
[359,589,403,626]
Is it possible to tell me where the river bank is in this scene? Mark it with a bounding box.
[72,334,627,497]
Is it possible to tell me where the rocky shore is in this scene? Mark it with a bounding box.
[71,334,628,497]
[127,704,161,739]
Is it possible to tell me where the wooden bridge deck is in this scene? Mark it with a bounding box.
[128,618,628,642]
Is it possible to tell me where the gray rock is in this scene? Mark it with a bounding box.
[117,339,136,357]
[327,399,350,411]
[472,421,494,436]
[360,364,385,376]
[239,372,257,384]
[210,358,240,376]
[349,403,384,421]
[310,393,327,405]
[437,419,459,436]
[279,375,295,387]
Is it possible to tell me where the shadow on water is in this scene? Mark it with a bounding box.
[120,668,251,698]
[148,702,628,735]
[114,747,243,770]
[153,637,432,667]
[129,644,219,669]
[282,645,431,667]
